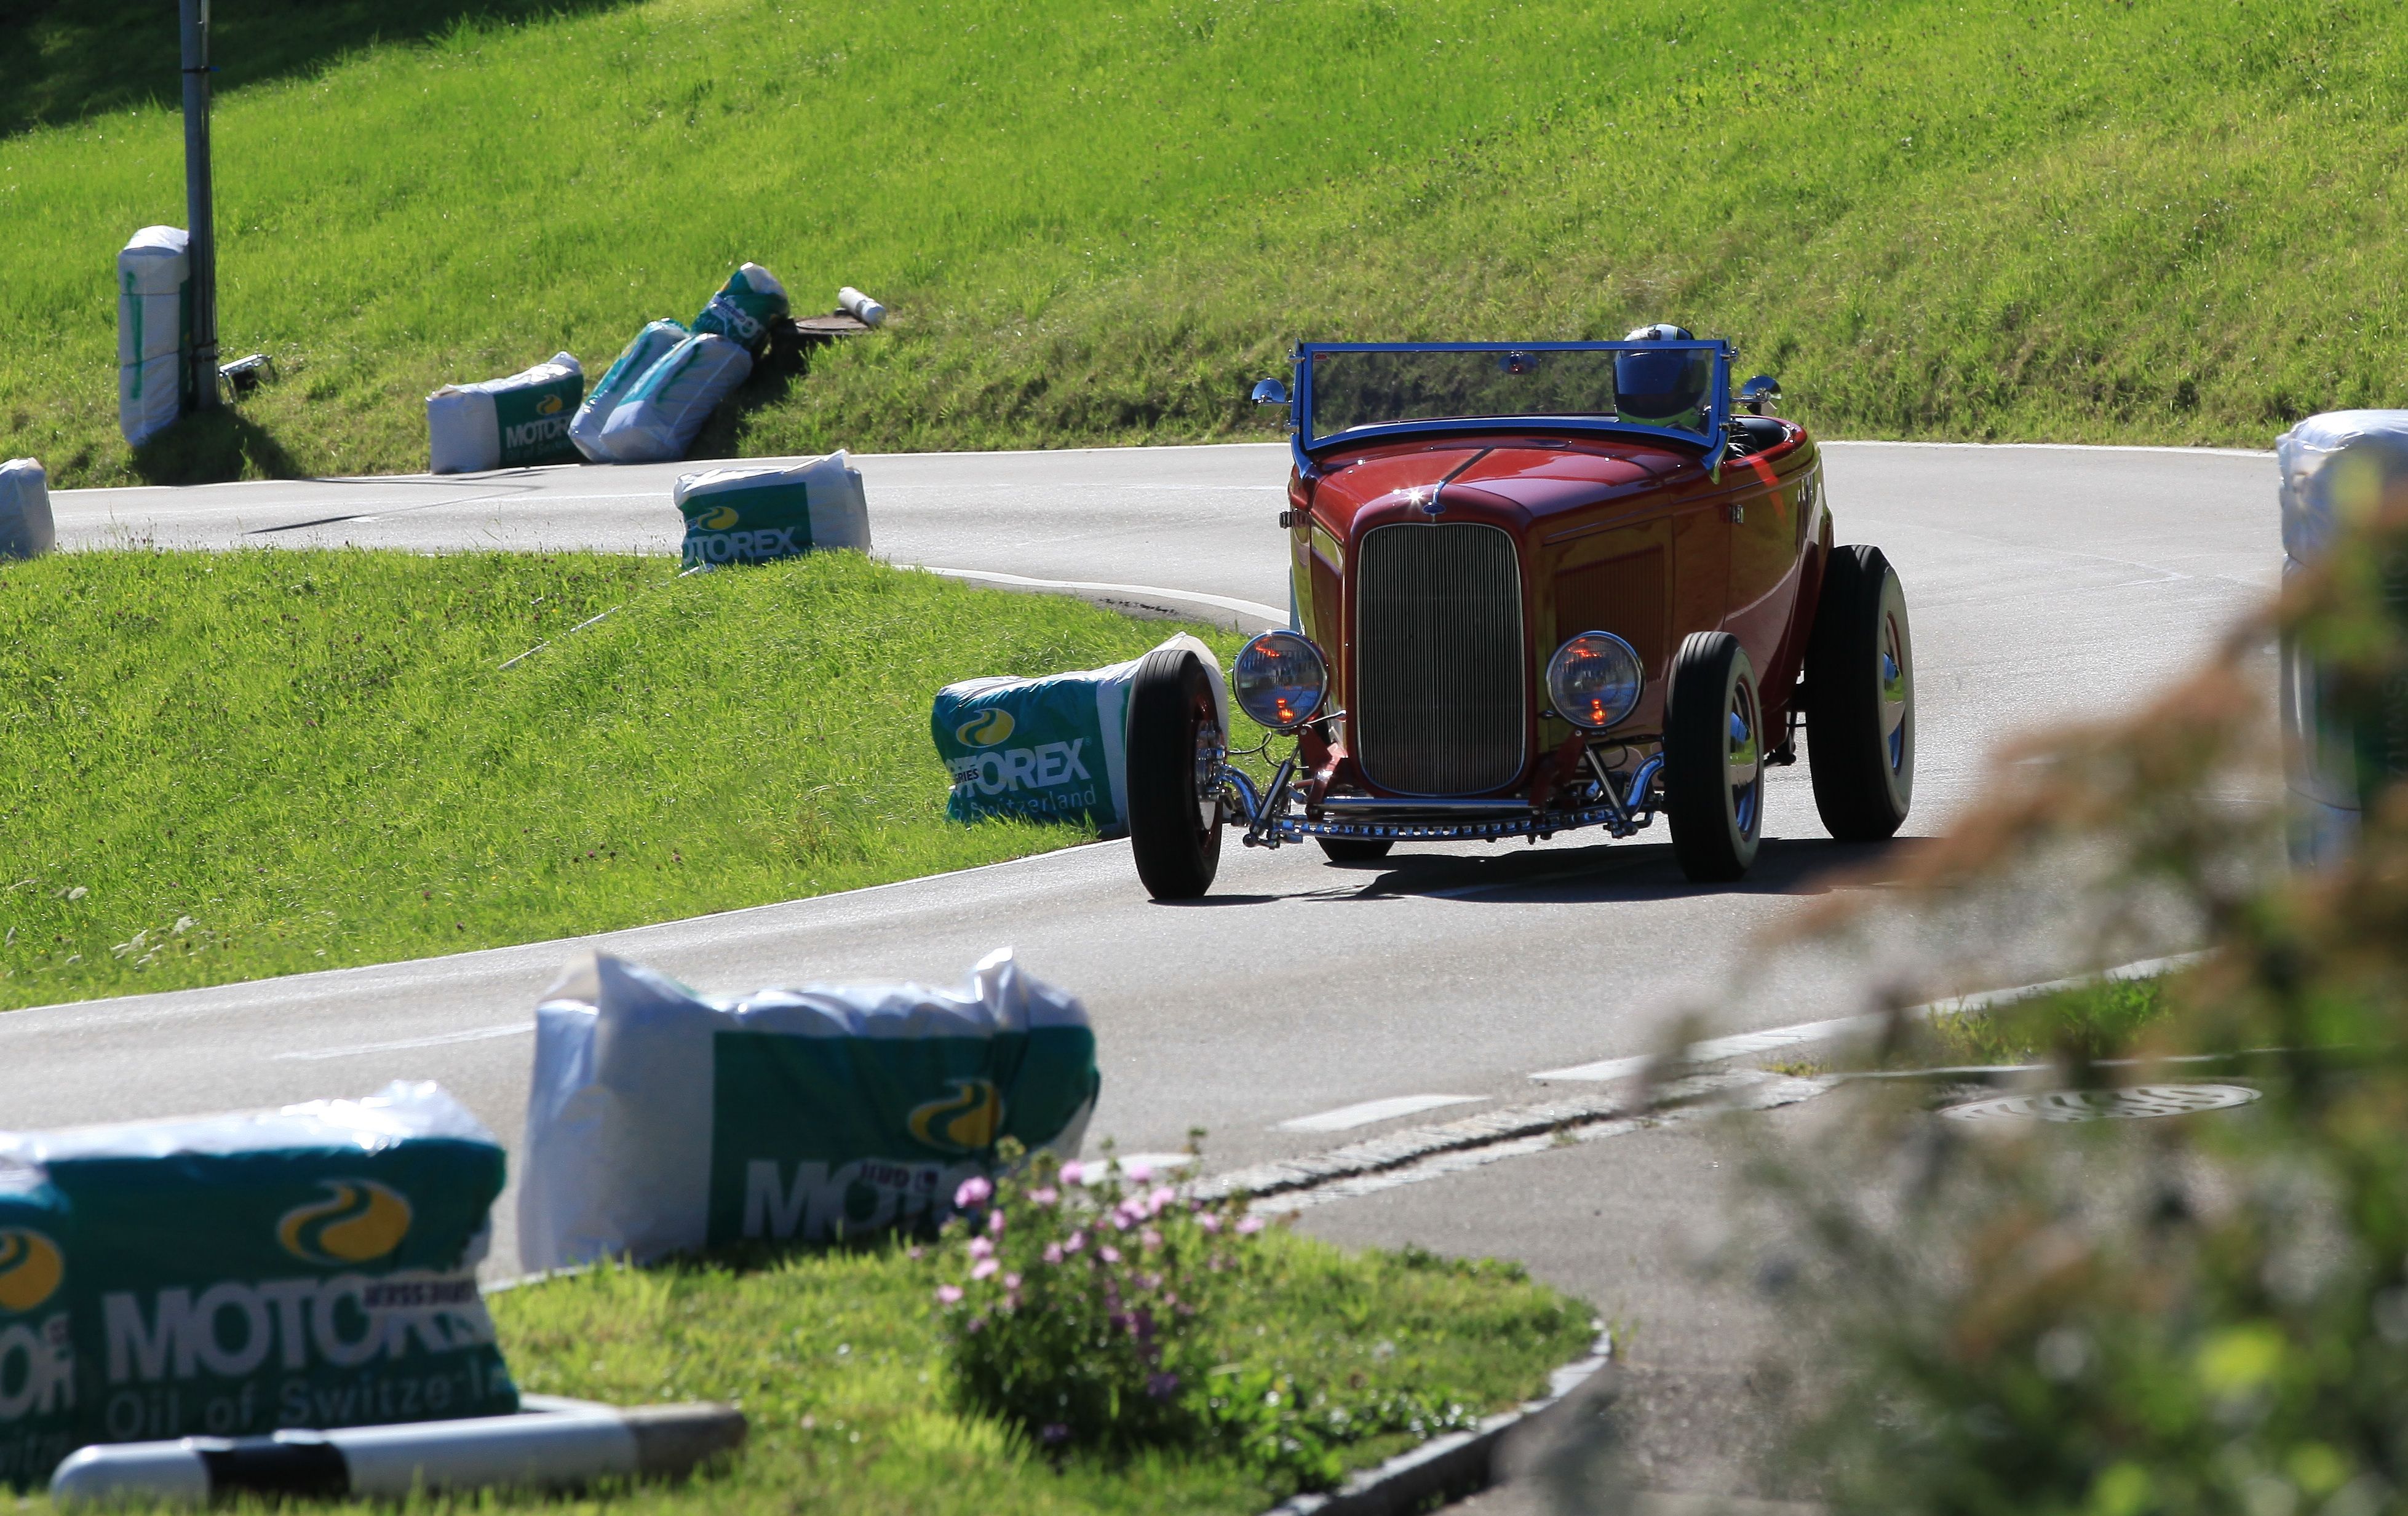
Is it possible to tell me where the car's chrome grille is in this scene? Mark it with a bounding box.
[1353,522,1527,795]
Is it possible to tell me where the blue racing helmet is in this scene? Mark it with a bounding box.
[1615,324,1709,431]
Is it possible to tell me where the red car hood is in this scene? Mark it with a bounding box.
[1308,439,1699,527]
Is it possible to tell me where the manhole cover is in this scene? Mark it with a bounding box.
[1939,1084,2261,1124]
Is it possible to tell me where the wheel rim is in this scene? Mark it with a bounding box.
[1192,705,1225,836]
[1726,677,1762,838]
[1878,606,1910,777]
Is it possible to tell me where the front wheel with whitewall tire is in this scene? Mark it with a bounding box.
[1805,544,1914,841]
[1126,647,1225,899]
[1664,631,1765,883]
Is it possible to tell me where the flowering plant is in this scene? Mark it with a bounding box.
[934,1140,1262,1453]
[932,1140,1488,1488]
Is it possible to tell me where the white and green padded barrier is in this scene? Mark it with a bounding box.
[672,453,870,568]
[931,633,1228,838]
[517,950,1099,1270]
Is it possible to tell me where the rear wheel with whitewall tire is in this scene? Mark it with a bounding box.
[1664,631,1766,883]
[1316,837,1394,863]
[1126,647,1225,899]
[1805,544,1914,841]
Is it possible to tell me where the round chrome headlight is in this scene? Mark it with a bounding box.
[1547,632,1645,730]
[1232,630,1329,731]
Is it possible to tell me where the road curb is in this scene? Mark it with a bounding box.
[1262,1332,1612,1516]
[1197,1072,1808,1207]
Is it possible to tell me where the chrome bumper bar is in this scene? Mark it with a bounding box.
[1222,756,1664,848]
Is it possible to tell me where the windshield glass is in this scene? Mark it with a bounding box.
[1305,344,1719,445]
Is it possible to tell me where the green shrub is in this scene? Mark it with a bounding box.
[1707,495,2408,1512]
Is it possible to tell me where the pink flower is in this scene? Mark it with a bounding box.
[1003,1273,1021,1290]
[955,1176,993,1208]
[1198,1213,1223,1234]
[987,1210,1006,1236]
[1140,1228,1163,1250]
[1126,1161,1154,1182]
[905,1245,924,1260]
[1065,1231,1086,1255]
[936,1284,963,1304]
[1030,1187,1060,1208]
[971,1258,999,1281]
[1236,1215,1265,1235]
[1043,1243,1063,1264]
[968,1236,993,1260]
[1060,1162,1086,1185]
[1149,1185,1176,1210]
[1100,1245,1122,1264]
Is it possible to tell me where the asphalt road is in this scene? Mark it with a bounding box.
[20,440,2278,1280]
[51,443,1298,630]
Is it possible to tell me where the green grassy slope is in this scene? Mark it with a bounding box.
[4,0,2404,486]
[0,550,1235,1011]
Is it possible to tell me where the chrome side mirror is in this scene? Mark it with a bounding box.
[1250,378,1289,406]
[1737,375,1781,416]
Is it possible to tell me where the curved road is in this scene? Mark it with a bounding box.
[25,441,2276,1275]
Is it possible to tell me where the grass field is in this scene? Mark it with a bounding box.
[4,0,2405,486]
[0,549,1237,1012]
[474,1233,1589,1516]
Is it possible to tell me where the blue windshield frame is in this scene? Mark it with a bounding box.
[1285,339,1734,480]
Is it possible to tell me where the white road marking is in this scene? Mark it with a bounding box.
[1527,951,2212,1082]
[916,566,1285,625]
[1276,1094,1487,1133]
[1070,1152,1198,1181]
[274,1022,531,1062]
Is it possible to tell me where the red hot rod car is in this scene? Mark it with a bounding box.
[1119,333,1914,900]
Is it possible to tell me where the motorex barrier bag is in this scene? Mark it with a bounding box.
[116,226,191,448]
[568,320,686,463]
[517,950,1099,1271]
[931,633,1228,838]
[690,263,789,354]
[0,1175,76,1489]
[674,453,871,569]
[591,334,752,464]
[426,354,584,474]
[0,1082,517,1450]
[0,460,54,561]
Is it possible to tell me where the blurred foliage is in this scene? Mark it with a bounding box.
[1924,976,2173,1068]
[1714,478,2408,1510]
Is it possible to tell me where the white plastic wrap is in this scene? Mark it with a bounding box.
[116,227,189,448]
[590,335,752,464]
[2274,410,2408,864]
[518,950,1099,1271]
[568,321,687,463]
[2277,410,2408,565]
[0,459,54,560]
[426,353,584,475]
[0,1081,498,1167]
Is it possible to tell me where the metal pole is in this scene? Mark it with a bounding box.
[179,0,219,411]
